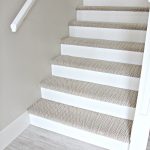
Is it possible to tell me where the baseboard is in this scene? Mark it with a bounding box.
[0,112,30,150]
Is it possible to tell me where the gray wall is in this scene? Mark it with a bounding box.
[0,0,82,131]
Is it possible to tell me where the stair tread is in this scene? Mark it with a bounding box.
[41,76,138,107]
[69,20,147,30]
[61,37,144,52]
[77,6,149,12]
[28,99,132,143]
[52,55,141,78]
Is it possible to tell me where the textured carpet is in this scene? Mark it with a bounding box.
[41,76,138,107]
[52,55,141,77]
[28,99,133,143]
[69,20,147,30]
[61,37,144,52]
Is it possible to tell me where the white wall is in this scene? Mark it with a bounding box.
[0,0,82,131]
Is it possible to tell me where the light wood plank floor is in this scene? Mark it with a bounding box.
[5,125,150,150]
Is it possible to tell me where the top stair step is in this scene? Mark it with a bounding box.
[77,6,149,12]
[76,6,149,24]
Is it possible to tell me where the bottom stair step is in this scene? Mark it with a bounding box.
[28,99,132,150]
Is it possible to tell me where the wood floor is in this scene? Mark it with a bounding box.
[5,125,150,150]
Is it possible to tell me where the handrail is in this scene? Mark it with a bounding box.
[10,0,36,32]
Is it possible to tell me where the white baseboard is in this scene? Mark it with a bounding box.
[0,112,29,150]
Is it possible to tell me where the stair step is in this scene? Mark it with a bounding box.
[69,20,147,30]
[76,7,149,24]
[61,37,144,52]
[69,21,146,42]
[41,76,137,108]
[52,55,141,78]
[41,76,137,119]
[77,6,149,12]
[28,99,132,150]
[51,55,141,90]
[61,37,144,65]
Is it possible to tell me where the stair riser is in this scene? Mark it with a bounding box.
[29,114,129,150]
[69,26,146,42]
[83,0,149,7]
[51,65,140,91]
[77,11,148,24]
[41,88,135,120]
[61,44,143,65]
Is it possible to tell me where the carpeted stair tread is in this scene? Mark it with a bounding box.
[41,76,138,107]
[77,6,149,12]
[61,37,144,52]
[28,99,132,143]
[69,20,147,30]
[52,55,141,78]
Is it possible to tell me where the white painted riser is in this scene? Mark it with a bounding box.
[41,88,135,120]
[77,11,148,24]
[61,44,143,65]
[51,65,140,91]
[83,0,149,7]
[29,114,129,150]
[69,26,146,43]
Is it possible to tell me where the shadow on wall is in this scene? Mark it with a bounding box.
[0,0,82,131]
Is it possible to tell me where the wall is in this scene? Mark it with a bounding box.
[0,0,82,131]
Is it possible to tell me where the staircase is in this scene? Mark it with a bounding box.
[28,1,149,150]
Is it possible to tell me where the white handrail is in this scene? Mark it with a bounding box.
[10,0,36,32]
